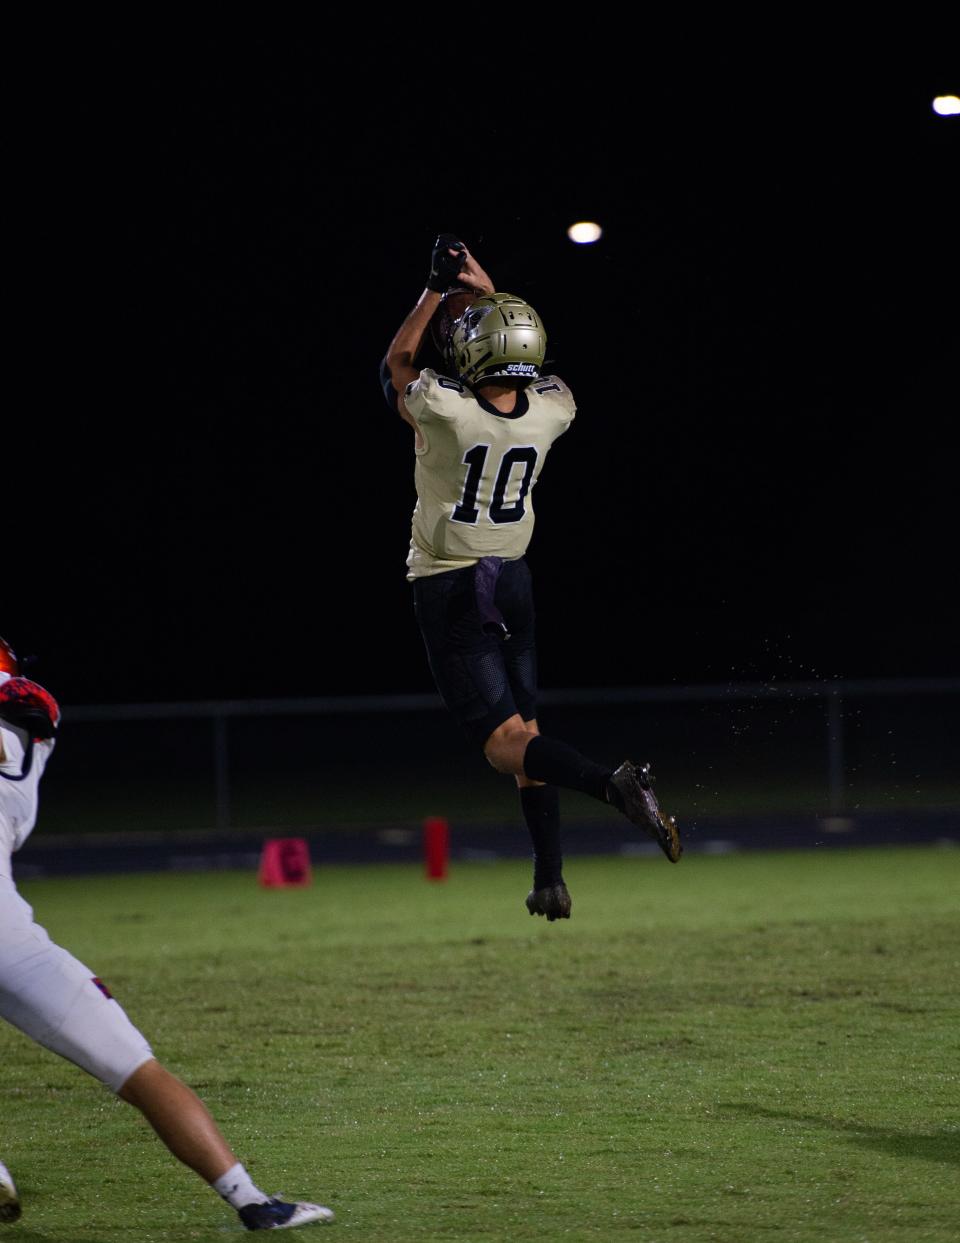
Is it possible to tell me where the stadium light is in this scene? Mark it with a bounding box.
[932,95,960,115]
[567,221,603,244]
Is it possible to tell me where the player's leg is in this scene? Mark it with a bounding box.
[483,714,682,863]
[117,1059,236,1183]
[413,565,520,745]
[515,720,562,884]
[514,720,571,921]
[0,882,332,1230]
[0,881,157,1090]
[486,558,622,803]
[482,713,607,789]
[414,564,568,909]
[484,561,679,860]
[493,561,569,915]
[414,561,680,866]
[117,1059,333,1229]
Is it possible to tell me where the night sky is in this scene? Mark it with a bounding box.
[9,54,958,706]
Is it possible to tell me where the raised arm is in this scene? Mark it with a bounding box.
[383,289,443,434]
[381,235,494,436]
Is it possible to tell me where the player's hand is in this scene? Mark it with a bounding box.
[456,247,494,295]
[426,233,467,291]
[0,677,60,739]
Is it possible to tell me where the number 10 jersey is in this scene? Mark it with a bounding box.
[404,368,576,579]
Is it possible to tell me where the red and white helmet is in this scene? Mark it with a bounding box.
[0,635,18,677]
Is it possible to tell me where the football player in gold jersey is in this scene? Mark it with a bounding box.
[381,237,682,921]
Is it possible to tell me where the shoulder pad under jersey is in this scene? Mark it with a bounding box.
[403,368,471,424]
[528,375,576,424]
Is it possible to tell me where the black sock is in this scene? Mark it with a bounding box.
[520,784,563,889]
[523,735,614,804]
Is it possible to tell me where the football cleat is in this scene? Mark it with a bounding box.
[0,1160,21,1223]
[238,1196,334,1231]
[525,882,572,921]
[608,761,682,863]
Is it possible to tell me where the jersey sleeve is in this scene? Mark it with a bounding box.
[0,723,26,776]
[402,368,470,426]
[530,375,576,434]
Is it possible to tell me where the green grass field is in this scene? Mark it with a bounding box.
[3,847,959,1242]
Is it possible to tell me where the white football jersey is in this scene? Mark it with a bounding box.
[403,369,576,578]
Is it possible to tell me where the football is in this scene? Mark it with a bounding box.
[430,287,476,368]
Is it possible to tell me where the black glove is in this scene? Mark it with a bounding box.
[427,233,467,292]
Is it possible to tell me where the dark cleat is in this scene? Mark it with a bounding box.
[525,882,572,921]
[0,1160,21,1223]
[239,1196,334,1231]
[608,761,682,862]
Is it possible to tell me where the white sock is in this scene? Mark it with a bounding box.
[212,1162,269,1209]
